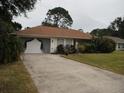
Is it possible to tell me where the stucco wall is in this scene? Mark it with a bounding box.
[42,39,50,53]
[50,38,74,53]
[116,43,124,50]
[65,39,74,45]
[57,39,64,45]
[50,38,57,53]
[25,38,75,53]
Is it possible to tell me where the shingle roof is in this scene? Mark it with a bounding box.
[104,36,124,43]
[16,26,92,39]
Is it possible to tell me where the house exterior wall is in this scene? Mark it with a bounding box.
[75,41,79,49]
[65,39,74,45]
[50,38,57,53]
[42,39,50,53]
[50,38,74,53]
[23,37,75,54]
[57,38,64,45]
[116,43,124,51]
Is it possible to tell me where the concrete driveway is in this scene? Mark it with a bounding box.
[23,54,124,93]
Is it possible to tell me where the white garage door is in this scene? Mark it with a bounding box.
[25,39,42,53]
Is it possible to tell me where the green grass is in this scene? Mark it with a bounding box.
[0,62,38,93]
[64,51,124,75]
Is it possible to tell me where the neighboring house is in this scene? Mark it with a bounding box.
[16,26,92,53]
[104,36,124,51]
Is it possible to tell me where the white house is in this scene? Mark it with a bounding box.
[16,26,92,53]
[104,36,124,51]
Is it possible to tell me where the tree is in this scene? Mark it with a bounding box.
[0,0,38,64]
[91,17,124,38]
[90,28,113,37]
[42,7,73,28]
[0,21,24,63]
[12,22,22,31]
[108,17,124,39]
[94,38,116,53]
[0,0,37,21]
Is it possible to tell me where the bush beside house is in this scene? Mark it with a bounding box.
[78,45,86,53]
[57,45,65,54]
[94,38,116,53]
[0,21,24,64]
[57,44,76,54]
[57,38,115,54]
[78,38,116,53]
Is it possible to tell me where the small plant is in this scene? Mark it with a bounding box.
[84,44,95,53]
[70,45,77,53]
[57,44,76,54]
[78,45,86,53]
[57,44,64,54]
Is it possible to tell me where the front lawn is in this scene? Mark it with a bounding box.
[64,51,124,75]
[0,62,38,93]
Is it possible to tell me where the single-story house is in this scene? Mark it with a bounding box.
[104,36,124,51]
[16,26,92,53]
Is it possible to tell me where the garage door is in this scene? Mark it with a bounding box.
[25,39,43,53]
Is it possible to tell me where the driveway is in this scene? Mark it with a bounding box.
[23,54,124,93]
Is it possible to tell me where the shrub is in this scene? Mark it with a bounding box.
[57,44,76,54]
[0,21,24,64]
[78,38,115,53]
[84,44,96,53]
[0,34,24,64]
[70,45,77,53]
[65,45,76,54]
[78,45,86,53]
[57,44,64,54]
[94,38,116,53]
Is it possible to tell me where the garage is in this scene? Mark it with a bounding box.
[25,39,42,53]
[25,38,50,53]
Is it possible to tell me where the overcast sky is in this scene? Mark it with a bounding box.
[14,0,124,32]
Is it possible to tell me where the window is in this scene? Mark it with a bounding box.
[57,39,64,45]
[66,39,73,45]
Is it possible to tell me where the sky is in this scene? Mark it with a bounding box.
[14,0,124,32]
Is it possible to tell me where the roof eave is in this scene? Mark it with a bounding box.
[17,34,92,40]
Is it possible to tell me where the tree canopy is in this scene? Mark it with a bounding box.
[0,0,37,21]
[0,0,37,31]
[90,17,124,39]
[12,22,22,31]
[108,17,124,39]
[0,0,38,63]
[42,7,73,28]
[90,28,114,37]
